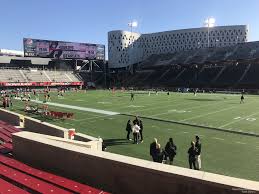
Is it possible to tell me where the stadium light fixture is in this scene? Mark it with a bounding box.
[204,17,216,47]
[205,17,216,27]
[128,20,138,28]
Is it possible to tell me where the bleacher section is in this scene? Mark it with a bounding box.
[117,41,259,89]
[0,120,109,194]
[0,69,81,83]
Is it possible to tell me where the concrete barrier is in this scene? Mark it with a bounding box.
[24,117,68,138]
[0,108,21,126]
[74,132,102,151]
[13,131,259,194]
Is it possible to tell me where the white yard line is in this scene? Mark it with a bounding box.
[130,99,197,115]
[212,137,224,141]
[235,141,247,145]
[180,102,253,122]
[150,100,225,117]
[25,99,120,116]
[219,111,259,128]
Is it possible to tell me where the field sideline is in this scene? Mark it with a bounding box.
[10,90,259,181]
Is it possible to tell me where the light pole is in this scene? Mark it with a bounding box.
[128,20,138,45]
[204,17,216,48]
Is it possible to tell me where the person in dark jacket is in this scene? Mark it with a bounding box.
[125,120,132,140]
[165,138,177,165]
[195,135,202,170]
[139,120,144,142]
[188,141,197,170]
[133,116,140,126]
[150,138,160,162]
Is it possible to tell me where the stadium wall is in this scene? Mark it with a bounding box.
[108,25,248,68]
[24,117,69,138]
[13,131,259,194]
[0,108,21,126]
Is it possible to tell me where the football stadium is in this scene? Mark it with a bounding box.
[0,1,259,194]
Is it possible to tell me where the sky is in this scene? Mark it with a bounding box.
[0,0,259,58]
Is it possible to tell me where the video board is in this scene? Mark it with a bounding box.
[23,38,105,60]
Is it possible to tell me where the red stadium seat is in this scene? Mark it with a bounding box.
[2,143,13,150]
[0,132,12,143]
[0,155,108,194]
[0,124,21,133]
[0,178,30,194]
[0,164,73,194]
[0,128,12,138]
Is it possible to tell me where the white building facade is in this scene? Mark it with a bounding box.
[108,25,248,68]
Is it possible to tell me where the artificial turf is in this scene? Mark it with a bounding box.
[9,90,259,181]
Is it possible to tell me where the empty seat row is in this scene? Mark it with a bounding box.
[0,155,106,194]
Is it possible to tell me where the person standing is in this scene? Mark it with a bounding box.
[130,92,134,101]
[165,138,177,165]
[125,120,132,140]
[150,138,160,162]
[188,141,197,170]
[139,120,144,142]
[133,116,140,125]
[240,94,244,103]
[132,122,140,144]
[195,135,202,170]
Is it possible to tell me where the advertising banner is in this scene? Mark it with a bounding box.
[24,38,105,60]
[0,82,83,87]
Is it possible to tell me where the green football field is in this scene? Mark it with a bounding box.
[10,90,259,181]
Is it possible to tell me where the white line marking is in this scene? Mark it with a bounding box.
[236,141,247,145]
[149,98,222,117]
[25,99,120,116]
[97,102,112,104]
[220,111,259,128]
[129,99,196,114]
[212,137,224,141]
[182,131,189,133]
[75,99,86,102]
[74,115,113,122]
[127,105,145,108]
[181,106,238,122]
[181,101,253,122]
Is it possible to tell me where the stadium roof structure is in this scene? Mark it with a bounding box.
[140,41,259,69]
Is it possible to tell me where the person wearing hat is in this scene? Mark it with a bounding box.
[195,135,202,170]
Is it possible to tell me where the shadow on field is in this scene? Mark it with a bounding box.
[104,138,133,147]
[186,98,220,102]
